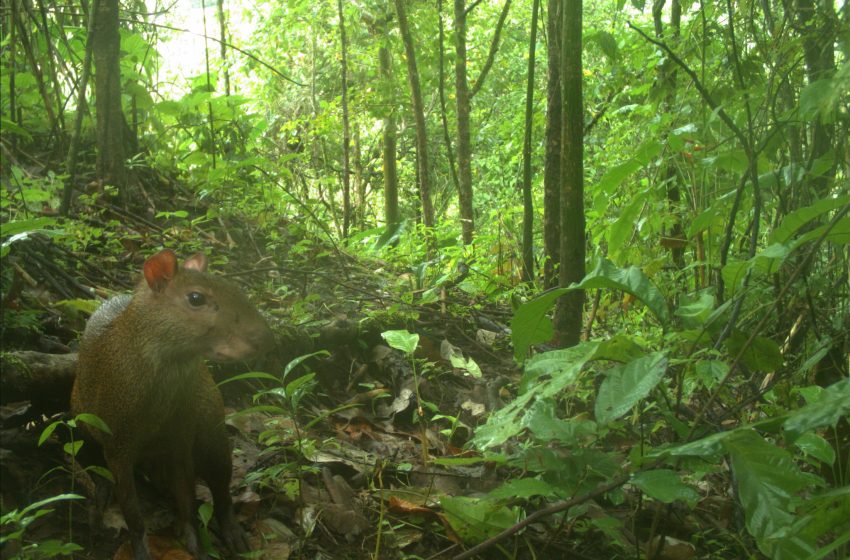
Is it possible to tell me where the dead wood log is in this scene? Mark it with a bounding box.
[1,351,77,412]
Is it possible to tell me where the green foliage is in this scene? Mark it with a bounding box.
[0,494,84,559]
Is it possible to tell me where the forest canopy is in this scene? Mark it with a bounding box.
[1,0,848,558]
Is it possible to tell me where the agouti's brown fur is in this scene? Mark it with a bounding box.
[71,249,274,560]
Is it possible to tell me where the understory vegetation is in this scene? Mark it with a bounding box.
[1,0,848,559]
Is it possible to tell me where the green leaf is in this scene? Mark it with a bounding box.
[631,469,700,506]
[595,352,667,425]
[216,371,280,387]
[441,496,523,543]
[575,259,670,325]
[283,350,330,380]
[784,378,850,440]
[724,430,819,558]
[770,195,850,244]
[75,413,112,435]
[524,404,597,445]
[793,432,835,465]
[38,421,63,447]
[589,30,620,62]
[381,329,420,355]
[0,118,33,140]
[510,288,569,363]
[607,195,644,258]
[591,335,645,363]
[725,332,783,372]
[19,494,84,516]
[63,440,84,457]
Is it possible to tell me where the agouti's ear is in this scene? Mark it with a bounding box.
[183,253,208,272]
[143,249,178,292]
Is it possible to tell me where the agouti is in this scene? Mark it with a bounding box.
[71,249,274,560]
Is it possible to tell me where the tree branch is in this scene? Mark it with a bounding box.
[470,0,512,99]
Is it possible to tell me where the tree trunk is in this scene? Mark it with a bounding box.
[553,0,584,347]
[653,0,685,269]
[543,0,562,289]
[379,40,400,228]
[337,0,352,237]
[216,0,231,97]
[521,0,541,282]
[394,0,435,230]
[796,0,836,198]
[438,0,460,197]
[454,0,475,244]
[92,0,126,195]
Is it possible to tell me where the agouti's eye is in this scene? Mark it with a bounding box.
[187,292,206,307]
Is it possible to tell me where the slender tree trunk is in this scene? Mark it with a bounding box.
[379,39,400,228]
[653,0,685,269]
[554,0,584,347]
[521,0,541,282]
[796,0,836,198]
[543,0,562,288]
[354,127,364,226]
[454,0,475,244]
[394,0,435,230]
[438,0,460,197]
[62,0,99,216]
[337,0,352,237]
[13,5,59,137]
[92,0,126,194]
[216,0,231,97]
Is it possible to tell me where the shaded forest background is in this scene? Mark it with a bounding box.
[1,0,849,558]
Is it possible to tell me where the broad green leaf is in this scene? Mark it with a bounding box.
[488,478,558,500]
[784,378,850,440]
[0,217,59,238]
[474,342,599,449]
[574,259,670,325]
[595,352,667,425]
[725,331,783,372]
[441,496,523,543]
[0,118,33,140]
[521,341,599,390]
[793,432,835,465]
[591,335,645,363]
[724,430,819,559]
[381,330,419,355]
[607,195,644,258]
[75,413,112,435]
[522,400,596,445]
[510,288,569,363]
[631,469,700,505]
[674,291,715,328]
[589,30,620,62]
[770,195,850,244]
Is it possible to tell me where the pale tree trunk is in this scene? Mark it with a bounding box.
[379,38,400,228]
[553,0,584,347]
[337,0,352,237]
[394,0,435,230]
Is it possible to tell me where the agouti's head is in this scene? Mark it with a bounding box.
[139,249,274,362]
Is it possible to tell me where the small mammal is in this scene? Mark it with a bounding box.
[71,249,274,560]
